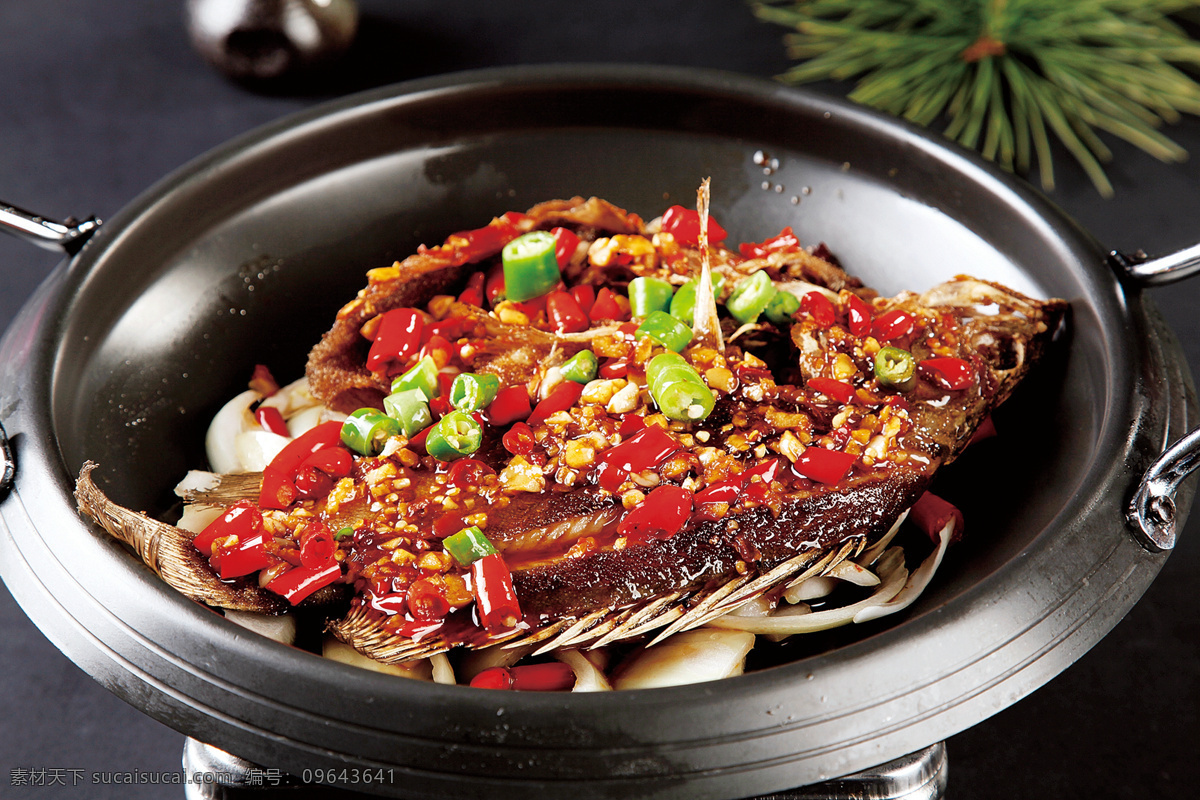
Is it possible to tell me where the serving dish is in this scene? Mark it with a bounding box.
[0,65,1196,799]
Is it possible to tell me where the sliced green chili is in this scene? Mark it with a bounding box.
[425,410,483,461]
[763,290,801,325]
[443,525,498,566]
[645,352,714,421]
[334,526,355,541]
[669,273,725,325]
[502,231,560,302]
[390,355,439,398]
[341,408,400,456]
[560,350,598,383]
[726,270,777,324]
[628,276,675,318]
[874,346,917,390]
[383,388,434,437]
[450,372,501,413]
[635,310,693,352]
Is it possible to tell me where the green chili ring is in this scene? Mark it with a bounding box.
[874,346,917,390]
[425,410,484,461]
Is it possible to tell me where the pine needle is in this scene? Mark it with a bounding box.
[754,0,1200,196]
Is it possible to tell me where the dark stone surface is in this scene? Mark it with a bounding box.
[1,2,1196,798]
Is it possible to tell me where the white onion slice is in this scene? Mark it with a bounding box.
[853,518,954,623]
[430,653,456,685]
[784,576,837,603]
[234,430,290,472]
[827,560,881,587]
[612,628,755,689]
[205,389,261,473]
[224,609,296,645]
[856,508,910,567]
[554,649,612,692]
[321,638,433,680]
[175,503,223,534]
[258,377,319,417]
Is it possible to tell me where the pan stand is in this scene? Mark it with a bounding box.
[181,738,947,800]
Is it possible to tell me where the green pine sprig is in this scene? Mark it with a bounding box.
[754,0,1200,196]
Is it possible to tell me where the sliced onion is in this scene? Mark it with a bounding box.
[554,649,612,692]
[611,628,755,689]
[856,508,910,567]
[430,652,456,685]
[258,377,319,417]
[853,518,954,623]
[234,430,290,472]
[223,609,296,645]
[321,637,433,680]
[827,560,881,587]
[205,389,260,473]
[710,548,909,635]
[176,503,223,534]
[784,575,837,603]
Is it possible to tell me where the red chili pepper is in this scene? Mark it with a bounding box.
[258,421,346,509]
[510,662,576,692]
[300,446,352,479]
[447,458,496,488]
[806,377,856,404]
[470,666,514,690]
[502,421,537,456]
[745,458,782,485]
[546,291,590,333]
[738,226,801,259]
[486,385,532,426]
[259,466,298,510]
[617,414,646,437]
[594,426,681,492]
[801,291,837,328]
[366,308,424,373]
[588,287,625,322]
[570,284,595,316]
[513,291,553,321]
[872,309,915,342]
[910,491,964,543]
[968,415,997,446]
[485,262,507,305]
[919,357,975,390]
[406,578,451,622]
[266,562,342,605]
[445,212,529,265]
[432,512,467,539]
[471,553,522,632]
[254,406,290,437]
[458,271,486,307]
[194,500,262,554]
[427,315,473,340]
[527,381,584,426]
[213,535,275,580]
[660,205,728,247]
[408,424,433,452]
[793,448,857,485]
[292,465,333,500]
[618,484,693,542]
[367,592,408,617]
[844,293,873,337]
[693,477,742,506]
[551,226,582,267]
[298,522,337,569]
[599,357,628,379]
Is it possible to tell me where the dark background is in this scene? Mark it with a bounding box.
[1,2,1198,798]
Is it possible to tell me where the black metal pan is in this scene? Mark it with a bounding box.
[0,65,1196,799]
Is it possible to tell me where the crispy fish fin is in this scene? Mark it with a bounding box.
[75,462,286,614]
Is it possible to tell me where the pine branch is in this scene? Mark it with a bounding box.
[754,0,1200,196]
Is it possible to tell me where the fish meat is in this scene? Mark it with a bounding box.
[76,195,1066,668]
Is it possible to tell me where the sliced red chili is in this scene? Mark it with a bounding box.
[472,553,522,632]
[693,477,742,506]
[408,424,433,452]
[367,592,408,617]
[266,420,344,475]
[366,308,424,374]
[406,578,451,622]
[618,484,693,542]
[299,522,337,569]
[806,377,856,404]
[427,314,473,341]
[194,500,262,554]
[486,385,533,426]
[447,458,496,488]
[470,666,514,690]
[502,421,537,456]
[546,291,590,333]
[844,293,873,337]
[594,426,681,493]
[259,466,298,510]
[300,447,353,479]
[588,287,624,322]
[510,662,576,692]
[292,465,334,500]
[458,271,486,307]
[793,448,856,485]
[485,262,507,305]
[599,357,628,379]
[660,205,728,247]
[551,226,582,267]
[919,357,975,390]
[527,381,584,426]
[570,284,595,316]
[617,413,646,437]
[266,562,342,605]
[249,364,280,397]
[910,491,964,543]
[738,225,801,259]
[801,291,837,328]
[213,536,275,580]
[254,406,289,437]
[872,309,915,342]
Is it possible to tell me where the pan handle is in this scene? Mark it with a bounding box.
[0,422,14,500]
[1128,427,1200,552]
[0,201,101,256]
[1107,244,1200,286]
